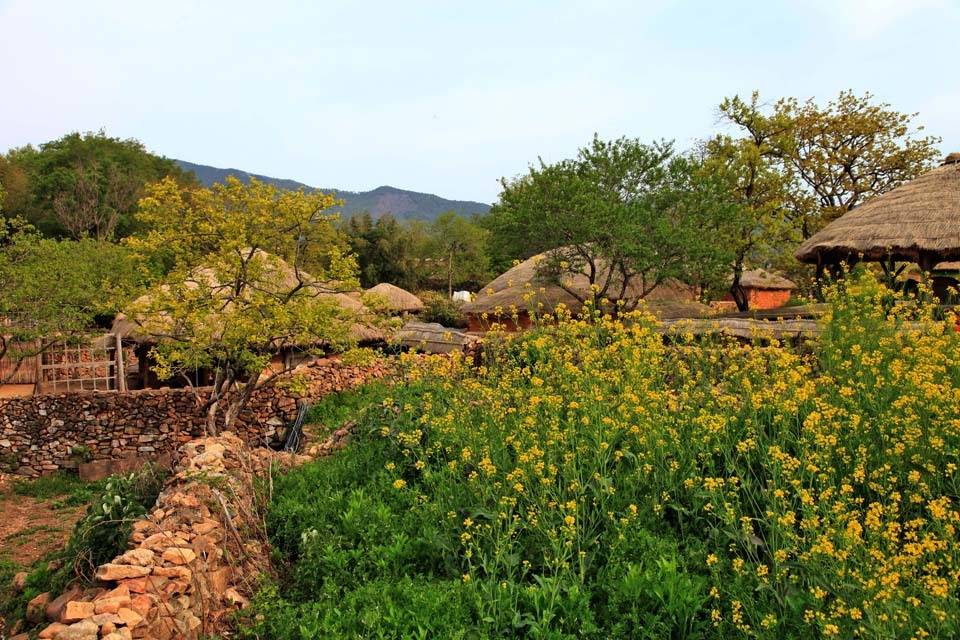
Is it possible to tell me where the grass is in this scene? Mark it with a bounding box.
[243,273,960,639]
[3,524,60,544]
[10,472,104,507]
[304,381,392,432]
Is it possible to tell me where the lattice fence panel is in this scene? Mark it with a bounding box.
[39,342,117,393]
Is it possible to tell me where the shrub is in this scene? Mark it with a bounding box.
[254,272,960,638]
[418,290,468,328]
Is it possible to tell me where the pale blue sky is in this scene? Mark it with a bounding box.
[1,0,958,203]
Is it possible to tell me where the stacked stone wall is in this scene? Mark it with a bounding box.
[0,360,390,476]
[29,432,299,640]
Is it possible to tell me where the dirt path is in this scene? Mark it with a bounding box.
[0,475,86,567]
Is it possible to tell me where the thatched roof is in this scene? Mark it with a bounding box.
[462,250,696,316]
[113,250,384,344]
[738,269,796,291]
[366,283,425,313]
[397,321,479,354]
[796,154,960,265]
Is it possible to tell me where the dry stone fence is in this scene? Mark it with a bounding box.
[0,359,390,477]
[27,432,305,640]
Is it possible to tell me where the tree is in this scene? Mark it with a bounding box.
[700,131,798,310]
[720,90,941,239]
[427,212,490,297]
[127,176,361,434]
[0,224,145,382]
[343,212,425,290]
[1,131,195,239]
[488,136,733,309]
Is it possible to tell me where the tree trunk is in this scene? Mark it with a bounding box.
[223,378,257,433]
[730,265,749,312]
[204,369,233,436]
[448,250,454,299]
[730,281,749,312]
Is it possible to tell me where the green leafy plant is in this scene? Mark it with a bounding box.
[418,291,467,328]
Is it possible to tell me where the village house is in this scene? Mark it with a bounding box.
[720,269,797,311]
[796,152,960,280]
[112,250,384,390]
[462,250,709,332]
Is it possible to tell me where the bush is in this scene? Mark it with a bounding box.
[418,290,468,328]
[253,272,960,638]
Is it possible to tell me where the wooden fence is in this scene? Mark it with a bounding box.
[0,333,127,395]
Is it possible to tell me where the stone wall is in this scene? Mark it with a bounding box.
[29,432,299,640]
[0,359,390,477]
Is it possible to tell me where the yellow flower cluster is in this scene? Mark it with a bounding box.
[382,276,960,637]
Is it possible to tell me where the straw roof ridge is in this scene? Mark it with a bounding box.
[737,269,796,290]
[796,156,960,264]
[113,249,384,343]
[463,248,697,314]
[366,282,425,313]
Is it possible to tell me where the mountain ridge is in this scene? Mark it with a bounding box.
[174,160,491,221]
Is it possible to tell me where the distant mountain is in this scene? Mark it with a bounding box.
[175,160,491,221]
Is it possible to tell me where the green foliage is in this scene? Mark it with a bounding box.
[127,176,362,431]
[487,136,734,308]
[343,211,490,295]
[427,212,491,296]
[0,226,148,379]
[251,274,960,638]
[11,472,103,505]
[303,382,392,431]
[1,130,194,239]
[344,212,427,290]
[699,126,799,309]
[719,90,941,240]
[62,467,166,582]
[417,290,467,328]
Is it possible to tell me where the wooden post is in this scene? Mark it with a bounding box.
[34,340,42,395]
[115,333,127,393]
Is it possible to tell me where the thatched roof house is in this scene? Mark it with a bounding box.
[796,153,960,268]
[114,251,383,345]
[462,250,703,331]
[738,269,796,291]
[366,283,425,314]
[112,251,384,388]
[721,269,796,311]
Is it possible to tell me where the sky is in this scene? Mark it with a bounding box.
[1,0,959,203]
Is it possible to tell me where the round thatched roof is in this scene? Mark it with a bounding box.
[113,250,384,344]
[795,154,960,265]
[462,250,696,315]
[738,269,796,290]
[366,282,425,313]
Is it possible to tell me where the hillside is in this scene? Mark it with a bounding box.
[175,160,491,221]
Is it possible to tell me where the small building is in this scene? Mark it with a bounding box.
[724,269,796,310]
[462,250,706,332]
[365,283,425,315]
[1,315,126,397]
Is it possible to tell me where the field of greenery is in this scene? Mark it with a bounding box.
[245,275,960,639]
